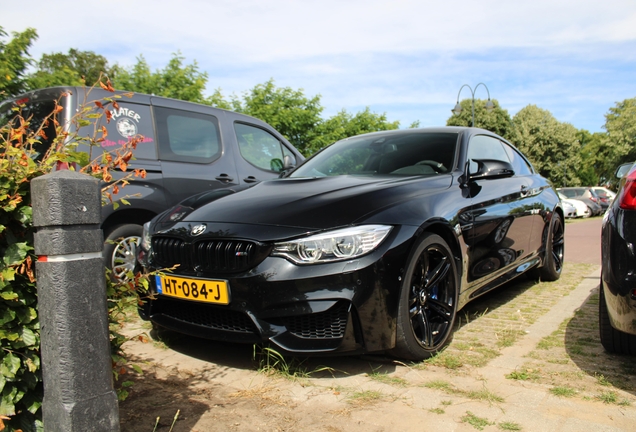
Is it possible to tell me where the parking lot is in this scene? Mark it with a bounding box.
[118,217,635,432]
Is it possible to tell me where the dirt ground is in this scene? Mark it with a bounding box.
[116,258,636,432]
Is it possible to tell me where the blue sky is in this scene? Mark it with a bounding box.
[4,0,636,133]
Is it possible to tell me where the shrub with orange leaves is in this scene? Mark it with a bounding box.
[0,79,150,431]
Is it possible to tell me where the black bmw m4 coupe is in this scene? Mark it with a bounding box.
[138,127,564,361]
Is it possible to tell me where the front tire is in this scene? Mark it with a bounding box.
[540,213,564,282]
[390,233,458,361]
[599,280,636,355]
[103,223,143,282]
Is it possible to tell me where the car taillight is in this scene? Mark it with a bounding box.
[619,168,636,210]
[590,196,598,203]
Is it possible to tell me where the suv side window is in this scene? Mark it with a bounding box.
[154,107,221,163]
[235,123,296,172]
[502,142,534,176]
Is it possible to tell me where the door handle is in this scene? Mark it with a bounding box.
[215,174,234,183]
[243,176,259,183]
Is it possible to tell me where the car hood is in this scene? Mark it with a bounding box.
[158,175,454,231]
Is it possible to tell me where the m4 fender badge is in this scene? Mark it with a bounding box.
[191,224,207,236]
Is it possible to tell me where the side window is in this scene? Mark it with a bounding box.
[502,142,533,176]
[234,123,295,172]
[467,135,509,161]
[467,135,510,173]
[154,107,221,163]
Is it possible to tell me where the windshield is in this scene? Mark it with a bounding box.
[290,131,458,178]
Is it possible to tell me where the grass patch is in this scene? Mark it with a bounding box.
[425,352,464,369]
[367,371,408,387]
[496,328,526,348]
[595,391,618,404]
[466,388,505,404]
[253,346,333,380]
[425,380,504,403]
[429,407,445,414]
[348,390,385,405]
[461,411,494,430]
[550,386,577,397]
[506,368,541,381]
[498,421,522,431]
[424,380,453,391]
[595,374,611,386]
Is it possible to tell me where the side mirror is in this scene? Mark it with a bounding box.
[283,154,296,170]
[469,159,515,181]
[270,158,284,172]
[615,162,634,179]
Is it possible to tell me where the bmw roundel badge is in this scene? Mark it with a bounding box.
[191,224,206,236]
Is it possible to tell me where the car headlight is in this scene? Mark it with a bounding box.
[141,221,152,252]
[272,225,393,264]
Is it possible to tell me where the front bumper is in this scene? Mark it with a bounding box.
[140,225,416,355]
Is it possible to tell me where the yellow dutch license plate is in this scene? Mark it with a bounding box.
[155,275,230,305]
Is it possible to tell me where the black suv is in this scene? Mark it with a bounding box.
[0,87,304,279]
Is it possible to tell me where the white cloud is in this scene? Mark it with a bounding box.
[3,0,636,132]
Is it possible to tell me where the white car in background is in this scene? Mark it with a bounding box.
[591,187,616,202]
[558,193,591,218]
[561,199,577,218]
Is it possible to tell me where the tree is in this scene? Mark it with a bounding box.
[311,107,400,153]
[575,130,606,186]
[512,105,581,186]
[0,26,38,98]
[230,79,324,156]
[27,49,112,89]
[446,98,515,140]
[603,97,636,173]
[112,53,209,103]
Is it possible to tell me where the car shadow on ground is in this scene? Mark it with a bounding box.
[143,274,541,381]
[147,325,390,379]
[564,281,636,398]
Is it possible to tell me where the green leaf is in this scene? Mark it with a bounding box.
[0,329,20,342]
[3,242,31,266]
[1,353,21,378]
[15,205,32,224]
[13,327,37,348]
[1,268,16,282]
[0,308,16,326]
[16,307,37,325]
[0,391,17,416]
[0,291,19,301]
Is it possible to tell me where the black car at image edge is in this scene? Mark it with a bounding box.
[138,127,564,361]
[600,161,636,354]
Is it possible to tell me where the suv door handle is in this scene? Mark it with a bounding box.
[243,176,259,183]
[215,174,234,183]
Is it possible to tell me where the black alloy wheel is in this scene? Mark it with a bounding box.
[540,213,564,282]
[391,233,458,361]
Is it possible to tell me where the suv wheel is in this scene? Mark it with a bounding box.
[104,224,143,282]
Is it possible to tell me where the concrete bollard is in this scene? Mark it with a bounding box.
[32,170,120,431]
